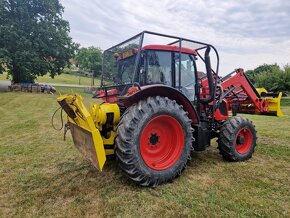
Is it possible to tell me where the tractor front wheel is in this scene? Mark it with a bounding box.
[115,96,193,186]
[218,116,257,161]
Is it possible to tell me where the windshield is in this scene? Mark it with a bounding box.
[102,34,141,86]
[102,49,137,86]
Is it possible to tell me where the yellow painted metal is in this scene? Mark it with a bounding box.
[105,149,115,155]
[90,103,120,130]
[90,102,120,154]
[256,88,268,96]
[103,131,117,146]
[256,88,284,117]
[57,94,120,171]
[266,92,284,117]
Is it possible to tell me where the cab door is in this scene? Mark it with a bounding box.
[144,50,173,86]
[175,53,196,102]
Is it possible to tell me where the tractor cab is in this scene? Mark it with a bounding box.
[96,31,219,108]
[106,45,197,101]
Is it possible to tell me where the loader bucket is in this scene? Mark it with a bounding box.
[256,88,284,117]
[57,94,106,171]
[265,92,284,117]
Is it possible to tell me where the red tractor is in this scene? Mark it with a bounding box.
[57,31,258,186]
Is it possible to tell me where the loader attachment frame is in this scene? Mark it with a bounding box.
[256,88,284,116]
[57,94,107,171]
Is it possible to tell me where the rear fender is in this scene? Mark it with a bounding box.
[120,85,199,124]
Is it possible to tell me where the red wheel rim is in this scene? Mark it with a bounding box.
[235,127,253,154]
[140,115,184,170]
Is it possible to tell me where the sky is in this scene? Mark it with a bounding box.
[60,0,290,75]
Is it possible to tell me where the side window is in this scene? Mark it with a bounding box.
[146,51,172,86]
[120,60,134,83]
[117,55,135,84]
[175,53,196,101]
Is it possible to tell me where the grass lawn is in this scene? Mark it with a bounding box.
[0,72,101,86]
[0,90,289,217]
[36,73,100,86]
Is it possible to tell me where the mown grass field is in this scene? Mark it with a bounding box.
[0,72,100,86]
[0,88,289,217]
[36,73,100,86]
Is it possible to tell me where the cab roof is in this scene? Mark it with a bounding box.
[143,45,197,55]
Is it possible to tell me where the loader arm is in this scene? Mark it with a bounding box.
[220,69,267,112]
[219,68,283,116]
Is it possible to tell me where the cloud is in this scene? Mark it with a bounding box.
[60,0,290,74]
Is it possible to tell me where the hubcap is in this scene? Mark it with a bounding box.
[140,115,184,170]
[149,133,159,145]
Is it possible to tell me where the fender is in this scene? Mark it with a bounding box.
[120,85,199,124]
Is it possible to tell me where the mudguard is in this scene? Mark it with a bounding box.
[120,85,199,124]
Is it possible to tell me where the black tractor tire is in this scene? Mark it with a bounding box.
[115,96,194,186]
[217,116,257,161]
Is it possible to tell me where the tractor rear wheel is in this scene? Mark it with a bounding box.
[115,96,193,186]
[218,116,257,161]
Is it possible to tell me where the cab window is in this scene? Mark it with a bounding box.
[118,55,135,83]
[146,50,172,86]
[175,53,196,101]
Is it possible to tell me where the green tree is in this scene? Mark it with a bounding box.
[0,0,78,83]
[245,63,281,84]
[246,64,290,92]
[75,46,103,76]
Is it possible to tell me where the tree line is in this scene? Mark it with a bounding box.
[245,64,290,93]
